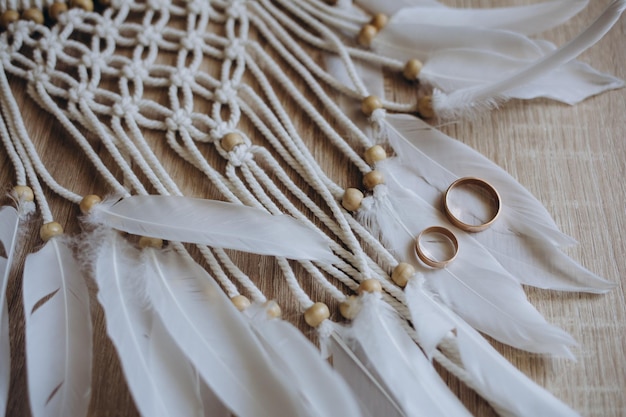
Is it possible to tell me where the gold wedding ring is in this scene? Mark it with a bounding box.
[443,177,501,233]
[415,226,458,269]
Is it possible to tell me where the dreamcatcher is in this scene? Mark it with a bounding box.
[0,0,623,416]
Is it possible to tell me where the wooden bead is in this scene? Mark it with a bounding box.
[361,95,383,116]
[40,222,63,242]
[364,145,387,165]
[341,188,364,211]
[370,13,388,30]
[231,295,251,312]
[304,302,330,328]
[363,170,384,190]
[49,2,68,20]
[79,194,102,214]
[0,10,19,29]
[263,300,282,319]
[70,0,94,11]
[357,24,378,47]
[138,236,163,249]
[13,185,34,202]
[358,279,382,294]
[392,262,415,288]
[22,8,44,24]
[418,95,435,119]
[403,59,423,81]
[221,132,244,152]
[339,296,359,320]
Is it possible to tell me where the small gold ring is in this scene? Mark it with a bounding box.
[443,177,501,233]
[415,226,458,269]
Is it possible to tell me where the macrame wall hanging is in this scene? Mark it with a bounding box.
[0,0,624,416]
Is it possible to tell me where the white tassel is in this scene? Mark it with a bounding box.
[341,291,473,417]
[141,247,312,417]
[245,304,363,417]
[404,275,582,417]
[0,206,18,417]
[432,0,626,119]
[382,113,615,293]
[22,238,92,417]
[90,195,336,262]
[93,231,205,417]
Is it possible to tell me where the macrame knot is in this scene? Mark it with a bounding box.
[225,40,244,61]
[112,97,138,118]
[137,26,161,47]
[214,81,237,104]
[147,0,169,11]
[68,83,95,103]
[170,67,195,88]
[61,9,88,27]
[26,66,50,84]
[180,33,203,51]
[372,183,388,200]
[37,35,62,58]
[81,52,106,70]
[370,108,387,135]
[94,19,118,39]
[165,109,193,132]
[122,62,148,80]
[316,320,335,359]
[186,0,205,14]
[209,123,233,142]
[226,1,246,19]
[227,143,252,167]
[359,195,376,213]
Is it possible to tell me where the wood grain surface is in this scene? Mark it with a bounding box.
[1,1,625,416]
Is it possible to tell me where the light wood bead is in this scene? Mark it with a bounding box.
[22,8,44,24]
[40,222,63,242]
[357,24,378,47]
[304,302,330,328]
[364,145,387,165]
[339,296,359,320]
[370,13,388,30]
[361,95,383,116]
[403,59,423,81]
[363,170,384,190]
[49,2,68,20]
[418,95,435,119]
[0,10,19,29]
[13,185,34,202]
[341,188,364,211]
[263,300,282,319]
[138,236,163,249]
[221,132,244,152]
[231,295,251,312]
[358,279,382,294]
[392,262,415,288]
[79,194,102,214]
[70,0,94,11]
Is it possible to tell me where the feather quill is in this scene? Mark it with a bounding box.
[0,206,19,416]
[342,292,473,417]
[141,247,311,417]
[358,174,577,356]
[391,0,588,35]
[432,0,626,119]
[246,304,363,417]
[383,114,614,293]
[93,231,204,417]
[404,276,581,417]
[91,196,336,262]
[22,238,92,417]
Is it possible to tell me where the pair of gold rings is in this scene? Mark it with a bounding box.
[415,177,501,269]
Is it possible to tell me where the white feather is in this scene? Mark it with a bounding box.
[421,48,623,106]
[90,196,336,262]
[94,231,204,417]
[383,114,615,293]
[391,0,588,35]
[246,304,363,417]
[198,377,230,417]
[357,0,443,15]
[142,247,311,417]
[325,328,405,417]
[432,0,626,119]
[359,174,577,357]
[343,292,473,417]
[404,277,582,417]
[0,206,19,416]
[22,238,92,417]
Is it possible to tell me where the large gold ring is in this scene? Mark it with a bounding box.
[415,226,458,269]
[443,177,501,233]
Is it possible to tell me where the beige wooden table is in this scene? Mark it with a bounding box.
[1,1,625,416]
